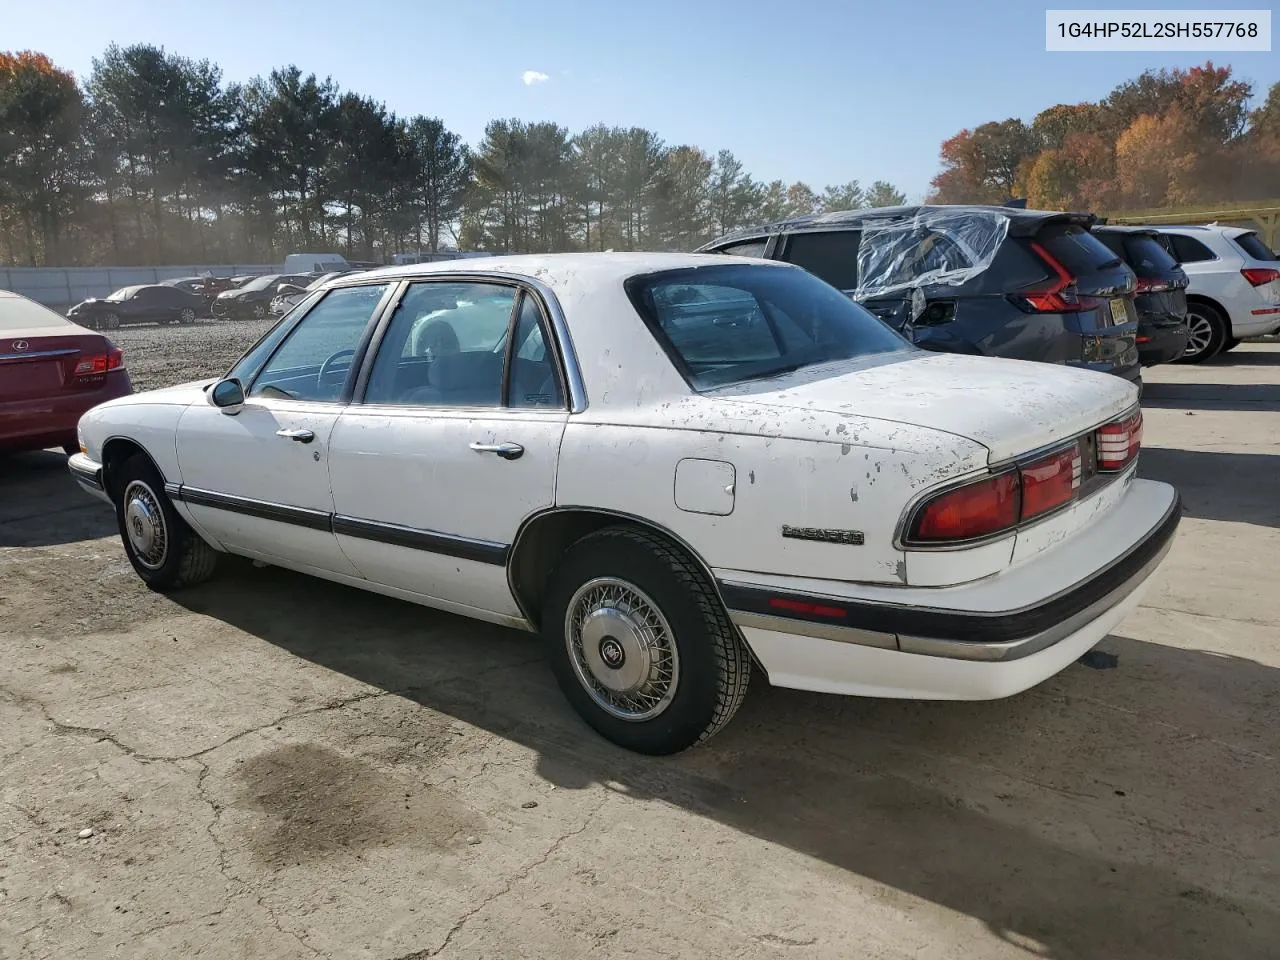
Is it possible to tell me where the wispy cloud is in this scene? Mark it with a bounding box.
[522,70,550,86]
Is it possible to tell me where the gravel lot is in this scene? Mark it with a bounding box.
[2,326,1278,959]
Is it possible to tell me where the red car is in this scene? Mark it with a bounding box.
[0,290,133,455]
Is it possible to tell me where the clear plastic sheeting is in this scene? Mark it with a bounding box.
[853,209,1010,303]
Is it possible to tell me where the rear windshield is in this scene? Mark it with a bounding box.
[0,295,71,330]
[106,285,142,301]
[1098,233,1181,275]
[625,263,909,390]
[1037,224,1122,275]
[1233,232,1277,261]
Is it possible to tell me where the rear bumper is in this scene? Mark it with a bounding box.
[1138,322,1189,366]
[719,479,1180,700]
[1231,308,1280,339]
[68,452,112,505]
[0,373,132,452]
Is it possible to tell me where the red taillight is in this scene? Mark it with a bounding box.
[72,346,125,379]
[1097,411,1142,472]
[1134,277,1172,294]
[1241,267,1280,287]
[1019,241,1082,313]
[1021,445,1081,520]
[910,472,1021,543]
[907,412,1142,544]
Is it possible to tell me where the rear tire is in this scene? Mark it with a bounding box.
[100,312,120,330]
[1221,337,1241,353]
[541,526,750,755]
[179,307,196,324]
[252,303,267,319]
[112,454,218,592]
[1176,302,1227,364]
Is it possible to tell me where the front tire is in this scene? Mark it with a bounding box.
[112,454,218,592]
[179,307,196,324]
[1220,337,1241,353]
[541,526,750,755]
[252,303,267,319]
[100,312,120,330]
[1176,302,1227,363]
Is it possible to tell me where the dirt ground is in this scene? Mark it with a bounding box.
[2,324,1277,960]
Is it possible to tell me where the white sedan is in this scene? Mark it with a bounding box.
[69,253,1180,754]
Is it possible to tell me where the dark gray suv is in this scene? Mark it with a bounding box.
[698,205,1142,385]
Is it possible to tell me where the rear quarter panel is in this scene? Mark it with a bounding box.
[555,418,987,585]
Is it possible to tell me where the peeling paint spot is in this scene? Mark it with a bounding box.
[749,470,756,485]
[840,443,851,456]
[894,560,907,583]
[849,485,859,502]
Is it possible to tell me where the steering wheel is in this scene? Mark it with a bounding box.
[318,348,356,389]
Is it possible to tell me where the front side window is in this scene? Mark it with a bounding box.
[783,230,861,291]
[248,283,391,402]
[626,263,909,390]
[365,282,518,407]
[717,239,769,259]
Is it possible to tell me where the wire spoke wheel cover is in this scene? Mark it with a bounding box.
[1184,312,1214,356]
[122,480,169,570]
[565,576,680,722]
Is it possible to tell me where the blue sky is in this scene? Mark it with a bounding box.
[7,0,1279,199]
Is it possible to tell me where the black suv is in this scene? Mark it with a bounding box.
[1092,225,1189,367]
[698,205,1141,385]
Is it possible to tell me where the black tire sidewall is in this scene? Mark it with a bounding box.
[542,532,729,755]
[113,456,190,591]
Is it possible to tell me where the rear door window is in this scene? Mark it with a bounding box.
[1167,234,1217,263]
[782,230,860,291]
[1233,232,1278,261]
[1036,224,1122,275]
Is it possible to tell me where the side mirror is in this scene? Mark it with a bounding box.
[209,377,245,415]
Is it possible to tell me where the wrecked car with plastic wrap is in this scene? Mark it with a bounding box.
[700,204,1143,386]
[68,253,1180,755]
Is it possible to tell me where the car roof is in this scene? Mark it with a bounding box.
[704,204,1093,248]
[1149,223,1254,237]
[1094,224,1159,235]
[330,251,791,290]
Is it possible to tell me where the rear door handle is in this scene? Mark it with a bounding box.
[469,441,524,461]
[276,428,315,443]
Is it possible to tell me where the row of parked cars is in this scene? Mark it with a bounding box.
[698,207,1280,375]
[61,271,367,330]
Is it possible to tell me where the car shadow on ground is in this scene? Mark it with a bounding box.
[0,450,117,547]
[169,560,1280,960]
[1141,381,1280,411]
[1139,448,1280,529]
[1208,348,1280,366]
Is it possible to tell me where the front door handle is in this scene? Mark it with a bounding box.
[276,428,315,443]
[469,441,524,461]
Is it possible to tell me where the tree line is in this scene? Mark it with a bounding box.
[0,45,906,267]
[929,62,1280,212]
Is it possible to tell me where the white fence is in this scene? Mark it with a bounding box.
[1,265,275,309]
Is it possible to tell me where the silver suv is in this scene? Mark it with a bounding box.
[1151,225,1280,362]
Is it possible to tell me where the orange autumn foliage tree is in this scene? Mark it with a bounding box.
[929,62,1272,213]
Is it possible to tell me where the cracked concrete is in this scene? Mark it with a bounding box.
[2,342,1280,959]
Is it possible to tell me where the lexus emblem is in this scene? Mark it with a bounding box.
[11,340,28,352]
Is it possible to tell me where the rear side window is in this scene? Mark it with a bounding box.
[1233,232,1277,261]
[1036,224,1122,275]
[1167,234,1217,263]
[717,239,769,259]
[783,231,860,291]
[1123,235,1180,274]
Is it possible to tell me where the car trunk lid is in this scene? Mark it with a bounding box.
[0,327,119,403]
[705,350,1137,463]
